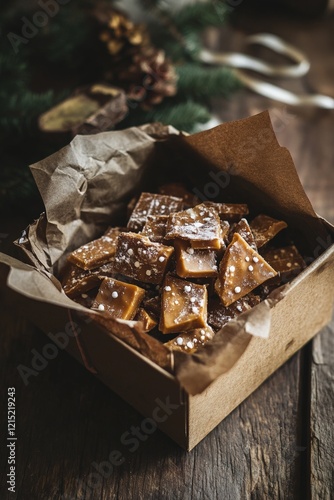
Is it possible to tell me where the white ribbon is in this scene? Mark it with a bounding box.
[199,32,334,109]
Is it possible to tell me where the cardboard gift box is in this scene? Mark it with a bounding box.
[1,112,334,450]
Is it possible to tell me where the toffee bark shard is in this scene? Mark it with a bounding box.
[160,275,208,334]
[250,214,287,248]
[174,239,217,278]
[261,245,306,283]
[215,233,277,307]
[127,192,183,231]
[164,325,215,353]
[67,227,121,270]
[92,277,145,320]
[165,203,224,250]
[114,232,174,284]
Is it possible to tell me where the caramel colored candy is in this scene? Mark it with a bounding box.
[127,196,138,219]
[174,239,217,278]
[72,288,98,308]
[219,220,230,244]
[165,203,223,250]
[104,226,127,238]
[159,182,200,208]
[208,294,261,331]
[142,295,161,317]
[135,308,158,332]
[165,325,215,353]
[114,232,174,284]
[61,262,116,298]
[62,265,101,298]
[250,214,287,248]
[216,220,230,257]
[141,215,169,243]
[67,228,121,270]
[261,245,305,281]
[215,233,277,306]
[92,277,145,320]
[229,218,257,250]
[159,275,208,334]
[203,202,249,222]
[127,192,183,231]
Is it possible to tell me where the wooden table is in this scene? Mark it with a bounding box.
[1,8,334,500]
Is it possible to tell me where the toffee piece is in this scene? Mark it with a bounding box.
[159,182,200,208]
[229,218,257,250]
[135,308,158,332]
[92,277,145,320]
[72,288,98,308]
[127,192,183,231]
[160,275,208,334]
[142,295,161,317]
[61,262,116,298]
[141,215,169,243]
[174,239,217,278]
[261,245,306,282]
[114,232,174,284]
[165,203,223,250]
[250,214,287,248]
[62,263,101,297]
[67,228,121,270]
[208,294,261,331]
[165,325,215,353]
[203,202,249,222]
[215,233,277,306]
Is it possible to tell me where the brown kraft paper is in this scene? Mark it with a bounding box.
[1,112,332,395]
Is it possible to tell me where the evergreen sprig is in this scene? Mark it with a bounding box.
[172,1,230,33]
[177,63,240,100]
[120,99,211,132]
[0,50,55,142]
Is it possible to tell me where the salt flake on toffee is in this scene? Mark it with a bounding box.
[165,203,224,250]
[215,233,277,306]
[160,275,208,334]
[114,232,174,284]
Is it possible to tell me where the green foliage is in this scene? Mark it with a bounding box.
[29,2,96,69]
[161,31,202,61]
[177,63,240,100]
[121,99,211,132]
[172,1,230,33]
[0,49,62,144]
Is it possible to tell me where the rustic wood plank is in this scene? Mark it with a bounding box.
[310,319,334,500]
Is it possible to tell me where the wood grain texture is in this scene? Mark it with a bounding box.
[1,7,334,500]
[310,320,334,500]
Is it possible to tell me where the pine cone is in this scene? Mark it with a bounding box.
[95,6,150,59]
[94,5,178,109]
[119,48,178,109]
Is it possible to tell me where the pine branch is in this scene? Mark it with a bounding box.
[172,1,231,33]
[0,90,55,138]
[31,2,95,69]
[177,63,241,100]
[0,40,66,142]
[137,0,165,10]
[121,99,211,132]
[161,31,202,61]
